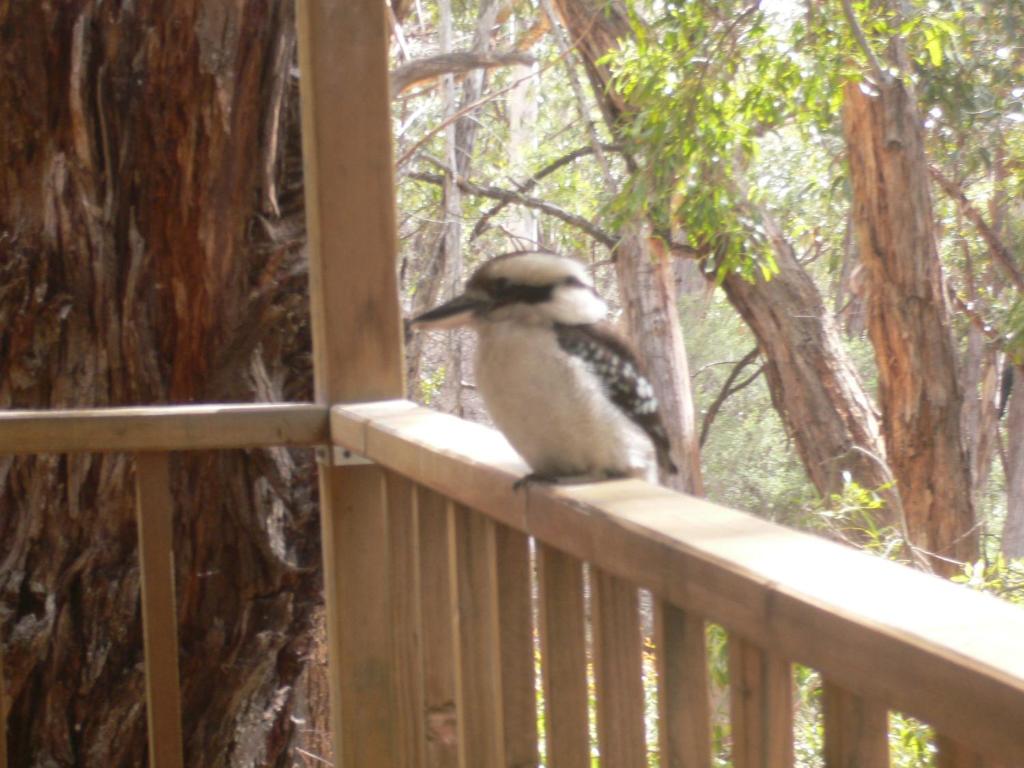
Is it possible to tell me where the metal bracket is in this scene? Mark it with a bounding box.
[316,445,374,466]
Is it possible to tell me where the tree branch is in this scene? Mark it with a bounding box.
[840,0,891,84]
[391,51,536,95]
[410,170,617,248]
[930,166,1024,293]
[699,347,762,448]
[470,143,621,240]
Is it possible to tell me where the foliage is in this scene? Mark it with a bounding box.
[957,554,1024,605]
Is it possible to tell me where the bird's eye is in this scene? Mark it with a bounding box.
[563,276,585,288]
[492,277,510,294]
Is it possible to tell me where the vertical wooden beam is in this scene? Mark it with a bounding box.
[418,489,458,768]
[537,544,589,768]
[296,0,405,763]
[655,601,711,768]
[936,735,999,768]
[389,474,426,768]
[728,635,793,768]
[134,452,184,768]
[822,681,888,768]
[449,505,504,767]
[319,466,397,766]
[295,0,404,404]
[495,525,539,768]
[591,568,646,768]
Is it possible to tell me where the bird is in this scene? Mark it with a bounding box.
[410,251,677,486]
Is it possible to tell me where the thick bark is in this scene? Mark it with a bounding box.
[0,3,318,766]
[1004,369,1024,559]
[720,216,891,504]
[551,0,703,494]
[843,80,976,571]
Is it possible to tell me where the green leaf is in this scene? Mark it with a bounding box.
[925,31,944,67]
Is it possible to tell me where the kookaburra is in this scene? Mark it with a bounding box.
[411,252,676,485]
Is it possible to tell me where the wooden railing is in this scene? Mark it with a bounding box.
[4,400,1022,767]
[0,404,329,768]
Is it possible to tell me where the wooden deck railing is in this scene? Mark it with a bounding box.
[3,400,1023,767]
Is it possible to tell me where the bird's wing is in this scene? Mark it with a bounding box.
[554,322,678,474]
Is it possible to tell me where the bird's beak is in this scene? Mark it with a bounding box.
[410,292,487,330]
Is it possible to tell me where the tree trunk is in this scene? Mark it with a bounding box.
[843,79,976,571]
[719,212,891,506]
[1004,368,1024,559]
[1,3,319,765]
[551,0,703,494]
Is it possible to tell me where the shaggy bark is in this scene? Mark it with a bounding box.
[843,80,976,571]
[1004,372,1024,558]
[0,3,319,765]
[719,212,892,507]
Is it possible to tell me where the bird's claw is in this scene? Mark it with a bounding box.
[513,472,558,491]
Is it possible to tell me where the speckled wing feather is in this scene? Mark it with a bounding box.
[554,322,678,474]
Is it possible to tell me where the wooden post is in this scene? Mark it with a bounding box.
[655,601,711,768]
[537,545,589,768]
[592,569,647,768]
[388,474,426,768]
[728,635,793,768]
[295,0,406,763]
[418,488,458,768]
[495,525,539,767]
[134,452,185,768]
[822,681,887,768]
[449,505,505,766]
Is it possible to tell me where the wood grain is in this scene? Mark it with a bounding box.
[537,544,590,768]
[296,0,406,762]
[495,525,539,768]
[389,473,426,768]
[728,635,793,768]
[318,465,398,767]
[330,401,1024,764]
[822,681,887,768]
[592,569,646,768]
[0,404,326,454]
[449,505,505,766]
[295,0,404,404]
[655,600,711,768]
[134,453,184,768]
[418,489,459,768]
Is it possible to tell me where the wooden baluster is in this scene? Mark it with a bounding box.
[537,544,589,768]
[449,505,504,766]
[389,473,426,768]
[937,734,1002,768]
[728,635,793,768]
[496,525,539,767]
[822,681,887,768]
[656,601,711,768]
[318,464,398,766]
[418,488,458,768]
[134,452,184,768]
[592,568,646,768]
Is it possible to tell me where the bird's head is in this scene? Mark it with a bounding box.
[411,252,608,330]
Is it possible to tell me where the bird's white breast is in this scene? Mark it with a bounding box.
[474,321,655,481]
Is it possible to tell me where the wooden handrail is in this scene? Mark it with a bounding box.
[0,403,328,454]
[331,399,1024,764]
